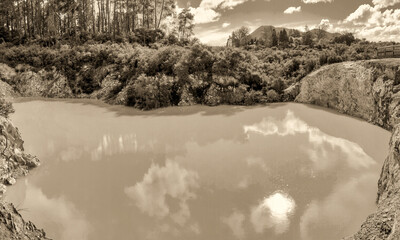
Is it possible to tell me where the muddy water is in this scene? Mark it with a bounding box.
[6,99,390,240]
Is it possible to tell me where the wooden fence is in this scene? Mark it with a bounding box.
[377,45,400,58]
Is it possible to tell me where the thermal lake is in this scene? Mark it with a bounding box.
[5,99,390,240]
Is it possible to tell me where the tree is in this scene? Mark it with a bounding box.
[333,33,356,46]
[302,25,313,46]
[279,29,289,47]
[271,28,278,47]
[178,8,194,41]
[230,26,250,47]
[0,0,188,44]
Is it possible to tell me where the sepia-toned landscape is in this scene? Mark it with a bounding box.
[0,0,400,239]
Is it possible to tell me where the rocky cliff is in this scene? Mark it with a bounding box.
[0,114,47,239]
[296,59,400,239]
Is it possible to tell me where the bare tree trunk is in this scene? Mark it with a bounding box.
[113,0,116,39]
[106,0,110,33]
[156,0,164,29]
[126,0,129,32]
[154,0,156,29]
[92,0,96,34]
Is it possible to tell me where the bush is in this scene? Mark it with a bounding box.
[333,33,356,46]
[244,90,263,105]
[0,97,14,118]
[266,89,280,102]
[128,74,176,110]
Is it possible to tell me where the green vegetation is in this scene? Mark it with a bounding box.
[0,35,385,110]
[0,96,14,118]
[0,0,195,47]
[0,1,397,111]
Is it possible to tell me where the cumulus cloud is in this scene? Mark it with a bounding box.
[284,6,302,14]
[373,0,400,9]
[190,0,250,24]
[222,210,246,239]
[124,160,199,225]
[343,4,379,26]
[250,191,296,234]
[302,0,333,3]
[319,19,333,31]
[244,111,376,171]
[190,7,221,24]
[338,3,400,41]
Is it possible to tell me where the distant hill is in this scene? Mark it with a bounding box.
[249,25,341,44]
[249,25,301,41]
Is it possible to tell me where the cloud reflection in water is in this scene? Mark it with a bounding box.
[222,210,246,239]
[91,134,138,160]
[16,180,91,240]
[244,110,376,171]
[124,160,199,227]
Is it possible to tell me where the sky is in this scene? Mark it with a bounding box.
[174,0,400,45]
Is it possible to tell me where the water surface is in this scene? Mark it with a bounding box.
[6,100,390,240]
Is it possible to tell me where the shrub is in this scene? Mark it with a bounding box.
[244,90,263,105]
[128,74,176,110]
[0,97,14,118]
[266,89,280,102]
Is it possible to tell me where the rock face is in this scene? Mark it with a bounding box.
[0,115,47,239]
[296,59,400,239]
[12,69,74,98]
[0,199,47,240]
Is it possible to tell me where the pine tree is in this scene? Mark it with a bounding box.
[271,28,278,47]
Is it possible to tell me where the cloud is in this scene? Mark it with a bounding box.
[284,6,302,14]
[222,22,231,28]
[343,4,379,25]
[244,111,376,171]
[124,160,199,225]
[318,19,333,31]
[338,3,400,41]
[250,191,296,234]
[372,0,400,9]
[302,0,333,3]
[222,210,246,239]
[189,0,250,24]
[190,7,221,24]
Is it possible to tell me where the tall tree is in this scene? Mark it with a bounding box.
[279,29,289,47]
[271,28,278,47]
[178,8,193,41]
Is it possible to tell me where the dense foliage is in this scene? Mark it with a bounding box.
[0,96,14,118]
[0,37,384,110]
[0,0,195,47]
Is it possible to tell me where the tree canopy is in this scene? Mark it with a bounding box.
[0,0,186,44]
